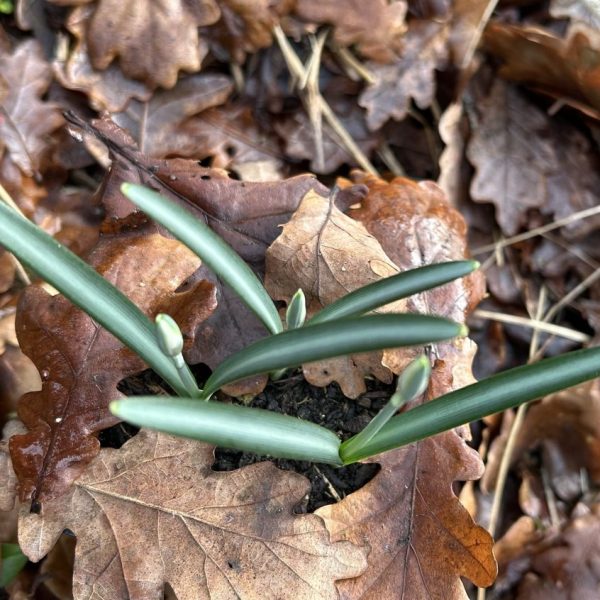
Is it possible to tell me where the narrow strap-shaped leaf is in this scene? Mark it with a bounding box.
[121,183,283,335]
[0,544,28,587]
[343,346,600,464]
[308,260,479,324]
[0,201,187,396]
[110,397,343,465]
[202,314,466,399]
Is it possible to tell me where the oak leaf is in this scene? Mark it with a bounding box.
[53,0,221,89]
[10,224,218,505]
[54,6,153,113]
[484,21,600,118]
[265,188,403,397]
[17,429,367,599]
[316,393,496,598]
[110,73,234,156]
[0,39,64,176]
[359,20,448,131]
[294,0,407,63]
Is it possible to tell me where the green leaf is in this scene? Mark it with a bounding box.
[344,346,600,463]
[308,260,479,324]
[202,314,466,399]
[1,544,28,587]
[110,397,343,465]
[121,183,283,335]
[0,201,187,396]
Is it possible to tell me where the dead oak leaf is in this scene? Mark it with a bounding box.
[0,39,64,176]
[54,5,153,113]
[265,188,402,397]
[484,21,600,118]
[466,79,557,237]
[10,225,218,505]
[18,429,367,599]
[346,171,484,378]
[359,20,448,131]
[53,0,221,89]
[294,0,407,63]
[110,73,234,157]
[316,423,496,598]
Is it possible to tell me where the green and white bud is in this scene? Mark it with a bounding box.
[155,313,184,358]
[395,355,431,402]
[286,288,306,330]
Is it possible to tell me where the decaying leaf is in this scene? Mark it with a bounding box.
[316,398,496,598]
[0,39,64,176]
[10,225,218,505]
[466,79,555,237]
[110,73,234,156]
[347,171,484,376]
[18,429,367,599]
[484,21,600,117]
[208,0,294,63]
[55,0,221,89]
[359,20,448,131]
[0,421,25,544]
[54,6,153,113]
[265,188,401,396]
[512,381,600,503]
[294,0,407,62]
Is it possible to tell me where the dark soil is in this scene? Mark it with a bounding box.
[112,369,396,512]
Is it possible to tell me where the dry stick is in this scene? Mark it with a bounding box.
[472,204,600,255]
[458,0,501,70]
[472,309,590,343]
[477,287,547,600]
[329,41,375,84]
[273,26,378,175]
[377,141,406,177]
[0,183,32,286]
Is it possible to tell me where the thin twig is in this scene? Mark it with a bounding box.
[472,205,600,255]
[273,26,378,175]
[472,309,590,343]
[329,41,375,84]
[377,141,406,176]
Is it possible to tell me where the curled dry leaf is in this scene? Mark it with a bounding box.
[54,0,221,89]
[110,73,234,156]
[54,6,153,113]
[359,20,448,131]
[18,429,367,599]
[9,224,218,505]
[0,421,26,544]
[316,385,496,599]
[484,21,600,118]
[294,0,407,62]
[0,39,64,176]
[265,188,402,397]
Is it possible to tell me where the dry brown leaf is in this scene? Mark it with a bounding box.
[110,73,234,156]
[265,188,403,397]
[54,0,221,89]
[208,0,294,63]
[484,21,600,117]
[359,20,448,131]
[18,429,367,599]
[550,0,600,29]
[0,250,15,294]
[0,421,26,543]
[54,6,153,112]
[449,0,495,68]
[466,79,556,237]
[294,0,407,62]
[316,405,496,598]
[0,39,64,176]
[10,225,218,505]
[515,504,600,599]
[512,381,600,503]
[40,535,75,600]
[347,172,484,377]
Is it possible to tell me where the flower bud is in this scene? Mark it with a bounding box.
[155,313,184,358]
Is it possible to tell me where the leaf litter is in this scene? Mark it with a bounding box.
[0,1,600,599]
